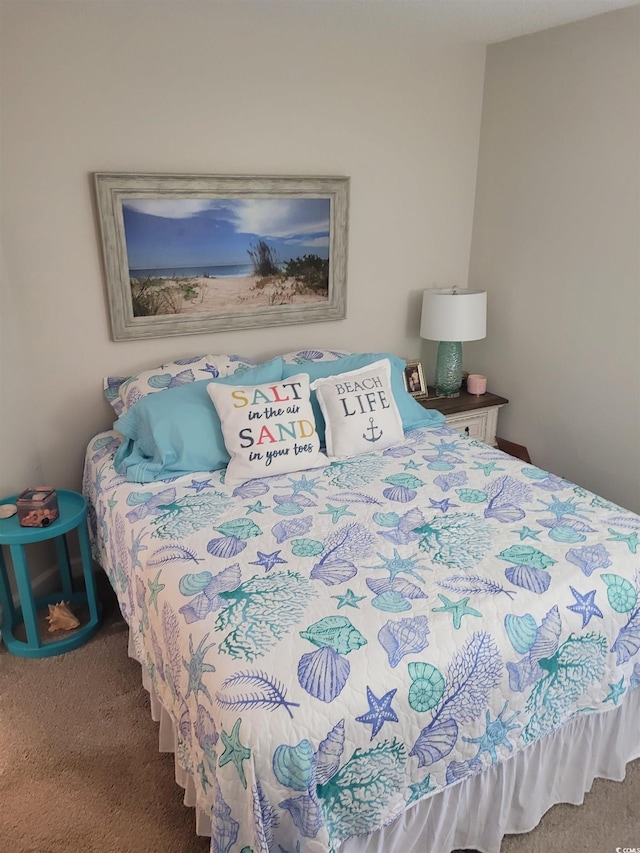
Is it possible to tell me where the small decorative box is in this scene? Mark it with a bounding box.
[16,487,59,527]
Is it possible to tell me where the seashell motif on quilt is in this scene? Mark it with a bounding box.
[407,662,445,712]
[299,615,367,655]
[504,613,538,654]
[504,564,551,594]
[272,740,315,791]
[297,646,350,702]
[310,558,357,586]
[314,720,346,785]
[291,538,325,558]
[232,480,270,499]
[273,501,305,516]
[206,535,246,559]
[378,615,430,667]
[382,485,416,503]
[178,570,213,596]
[279,792,325,838]
[371,591,412,612]
[366,577,427,600]
[272,517,313,544]
[373,511,401,528]
[601,573,638,613]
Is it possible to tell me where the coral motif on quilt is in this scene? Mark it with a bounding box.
[83,426,640,853]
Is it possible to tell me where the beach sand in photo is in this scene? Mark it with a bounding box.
[132,274,328,316]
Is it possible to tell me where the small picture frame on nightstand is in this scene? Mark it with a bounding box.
[403,360,428,399]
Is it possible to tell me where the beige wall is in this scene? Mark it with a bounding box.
[468,6,640,512]
[2,1,637,517]
[0,0,485,495]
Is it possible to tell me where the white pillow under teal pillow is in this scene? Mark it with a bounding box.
[104,353,255,417]
[282,351,446,445]
[206,372,327,485]
[281,349,350,365]
[112,358,283,483]
[311,359,404,458]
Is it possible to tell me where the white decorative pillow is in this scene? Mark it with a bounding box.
[104,354,255,416]
[310,359,404,459]
[206,372,327,485]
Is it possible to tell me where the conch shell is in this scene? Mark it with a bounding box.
[46,601,80,632]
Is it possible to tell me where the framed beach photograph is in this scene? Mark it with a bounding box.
[403,360,428,399]
[93,173,349,341]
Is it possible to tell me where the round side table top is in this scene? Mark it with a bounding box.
[0,489,87,545]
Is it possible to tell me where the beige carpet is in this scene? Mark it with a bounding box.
[1,580,639,853]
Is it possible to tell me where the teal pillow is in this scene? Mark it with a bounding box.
[282,352,444,444]
[113,358,284,483]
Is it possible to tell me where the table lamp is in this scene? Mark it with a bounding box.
[420,288,487,397]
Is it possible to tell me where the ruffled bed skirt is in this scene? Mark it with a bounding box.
[133,634,640,852]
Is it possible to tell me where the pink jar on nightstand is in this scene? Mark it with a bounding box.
[467,374,487,395]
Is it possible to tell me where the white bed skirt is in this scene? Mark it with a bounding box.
[133,634,640,853]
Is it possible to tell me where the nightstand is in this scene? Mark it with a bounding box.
[418,387,508,447]
[0,489,102,657]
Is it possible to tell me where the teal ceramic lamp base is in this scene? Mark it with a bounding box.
[434,341,463,397]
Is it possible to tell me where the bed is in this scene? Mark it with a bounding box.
[83,349,640,853]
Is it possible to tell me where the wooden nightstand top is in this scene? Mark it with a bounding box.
[417,387,508,416]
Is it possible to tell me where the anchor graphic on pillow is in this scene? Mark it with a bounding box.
[363,417,383,443]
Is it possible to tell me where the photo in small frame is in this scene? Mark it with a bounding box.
[403,360,428,398]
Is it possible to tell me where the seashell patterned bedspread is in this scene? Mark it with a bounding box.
[83,426,640,853]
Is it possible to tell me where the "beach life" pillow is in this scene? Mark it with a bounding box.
[206,372,327,485]
[310,359,404,459]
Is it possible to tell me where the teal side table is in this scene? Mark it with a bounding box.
[0,489,102,658]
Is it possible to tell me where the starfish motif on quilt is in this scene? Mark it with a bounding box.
[607,529,640,554]
[189,478,213,493]
[320,503,356,524]
[355,686,398,739]
[245,500,269,515]
[473,461,505,477]
[147,569,165,614]
[429,438,461,455]
[219,717,252,788]
[406,774,435,805]
[402,460,422,471]
[512,525,541,541]
[566,586,603,628]
[429,497,458,514]
[365,549,428,582]
[432,594,482,629]
[332,588,367,609]
[279,473,326,498]
[249,550,287,572]
[183,632,216,703]
[604,677,626,705]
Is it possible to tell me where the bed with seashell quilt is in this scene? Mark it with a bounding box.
[83,349,640,853]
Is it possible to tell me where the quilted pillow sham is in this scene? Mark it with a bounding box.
[311,359,404,458]
[104,353,256,417]
[281,349,350,365]
[206,372,327,486]
[112,358,283,483]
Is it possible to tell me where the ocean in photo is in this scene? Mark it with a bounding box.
[129,263,255,279]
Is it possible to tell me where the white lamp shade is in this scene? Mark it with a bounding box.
[420,289,487,342]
